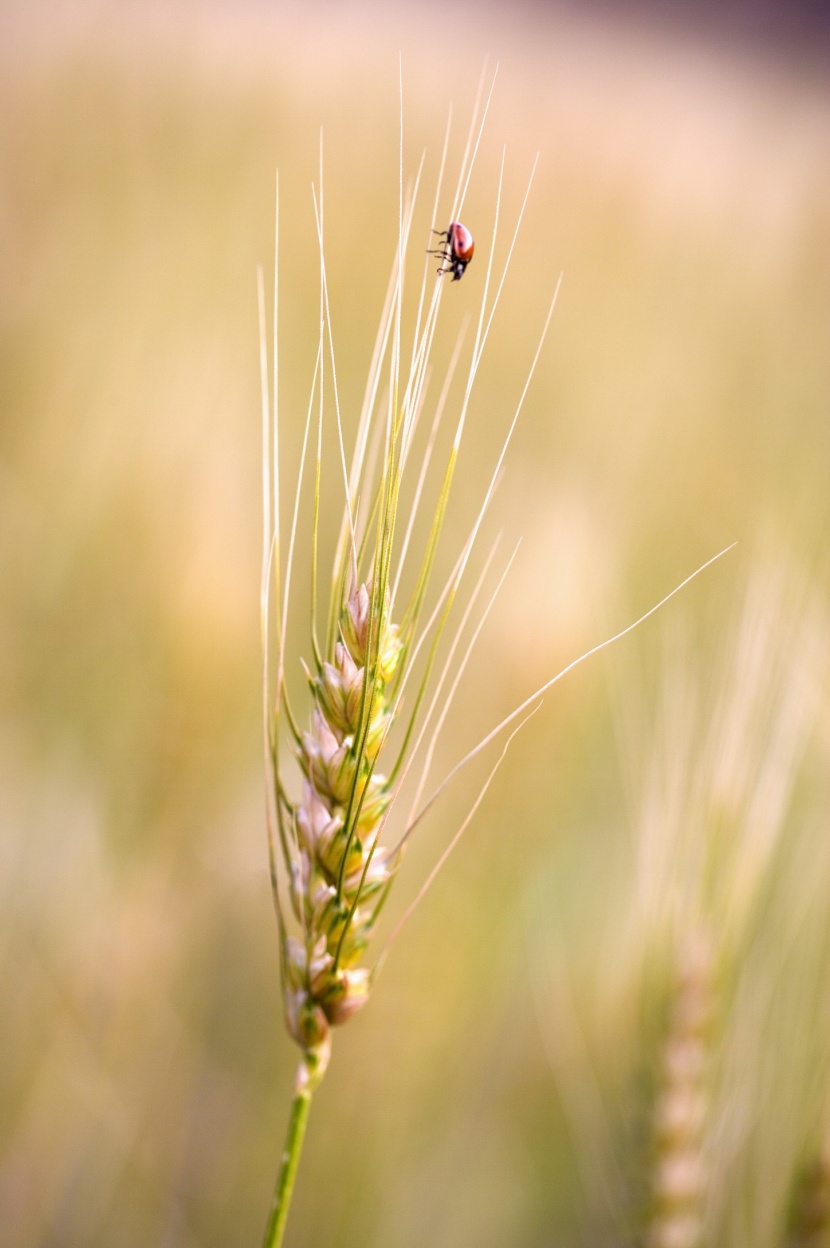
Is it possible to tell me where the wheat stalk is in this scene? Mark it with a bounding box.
[255,72,737,1248]
[257,71,554,1247]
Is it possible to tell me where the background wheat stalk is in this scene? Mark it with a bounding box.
[532,549,830,1248]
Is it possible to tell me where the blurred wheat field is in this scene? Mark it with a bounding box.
[1,3,830,1246]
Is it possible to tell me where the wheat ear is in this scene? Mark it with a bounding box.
[255,75,735,1248]
[648,929,713,1248]
[256,73,551,1247]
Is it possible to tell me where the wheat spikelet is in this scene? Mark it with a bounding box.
[281,577,402,1062]
[648,928,713,1248]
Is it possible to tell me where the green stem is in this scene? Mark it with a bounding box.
[261,1060,318,1248]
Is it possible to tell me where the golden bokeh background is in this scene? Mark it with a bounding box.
[2,3,830,1245]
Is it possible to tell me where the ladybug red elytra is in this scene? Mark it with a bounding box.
[429,221,475,281]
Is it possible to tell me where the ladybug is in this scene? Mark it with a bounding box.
[429,221,475,281]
